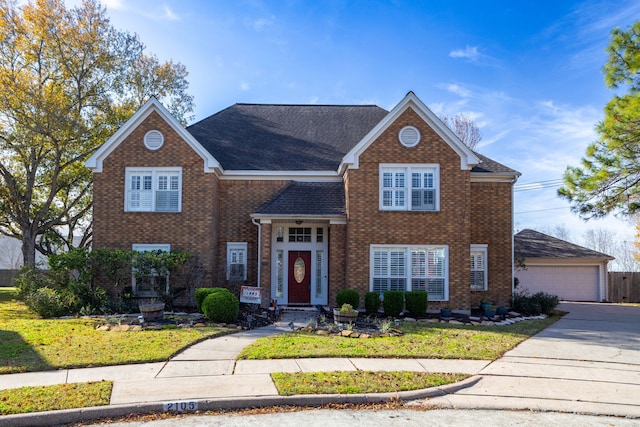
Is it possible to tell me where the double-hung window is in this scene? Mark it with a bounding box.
[371,245,448,300]
[126,168,182,212]
[227,242,248,281]
[380,164,439,211]
[470,244,488,291]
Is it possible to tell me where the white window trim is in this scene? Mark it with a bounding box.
[379,164,440,212]
[369,244,449,301]
[132,243,171,296]
[227,242,248,281]
[125,167,182,212]
[470,244,488,291]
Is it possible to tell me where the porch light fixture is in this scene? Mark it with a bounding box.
[295,220,303,225]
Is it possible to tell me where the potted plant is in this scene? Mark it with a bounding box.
[484,304,497,318]
[138,298,165,322]
[334,303,358,324]
[479,291,493,311]
[496,306,509,316]
[440,305,452,317]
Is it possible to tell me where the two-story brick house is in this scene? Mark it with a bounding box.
[86,91,519,311]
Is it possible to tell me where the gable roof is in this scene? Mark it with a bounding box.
[87,93,518,179]
[252,182,345,218]
[340,91,482,173]
[187,104,388,171]
[85,98,220,173]
[515,229,614,260]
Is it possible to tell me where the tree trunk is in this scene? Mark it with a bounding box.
[21,228,37,267]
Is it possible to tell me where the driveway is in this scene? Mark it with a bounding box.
[425,302,640,417]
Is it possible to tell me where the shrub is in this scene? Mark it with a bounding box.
[195,287,230,312]
[513,291,559,315]
[336,289,359,310]
[364,292,381,315]
[202,290,239,323]
[531,291,560,315]
[405,291,428,317]
[383,290,404,317]
[29,287,65,318]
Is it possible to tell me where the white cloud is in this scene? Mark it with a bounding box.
[240,82,250,91]
[102,0,126,10]
[163,5,179,21]
[251,15,275,32]
[445,83,472,98]
[449,46,480,61]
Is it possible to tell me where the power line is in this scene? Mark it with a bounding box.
[515,207,569,214]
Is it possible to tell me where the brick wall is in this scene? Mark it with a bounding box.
[216,180,290,290]
[343,107,509,310]
[93,111,219,292]
[470,181,514,306]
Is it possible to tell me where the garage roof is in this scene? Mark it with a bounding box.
[515,229,614,260]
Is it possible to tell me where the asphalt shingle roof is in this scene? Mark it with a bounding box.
[472,153,519,175]
[255,182,345,216]
[515,229,614,259]
[187,104,388,171]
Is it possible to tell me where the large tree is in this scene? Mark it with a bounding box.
[0,0,194,266]
[559,20,640,218]
[440,113,483,151]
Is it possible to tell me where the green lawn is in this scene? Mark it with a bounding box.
[272,371,469,395]
[239,316,560,361]
[0,286,561,414]
[0,381,112,415]
[0,287,233,373]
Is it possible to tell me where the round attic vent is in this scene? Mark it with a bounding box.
[399,126,420,147]
[144,130,164,150]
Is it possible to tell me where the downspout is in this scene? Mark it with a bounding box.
[251,218,261,289]
[511,176,518,303]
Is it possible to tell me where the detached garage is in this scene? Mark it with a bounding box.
[514,229,614,302]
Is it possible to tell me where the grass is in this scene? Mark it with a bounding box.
[0,381,112,415]
[0,287,234,374]
[272,371,469,395]
[239,316,560,361]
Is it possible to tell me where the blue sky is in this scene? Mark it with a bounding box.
[98,0,639,250]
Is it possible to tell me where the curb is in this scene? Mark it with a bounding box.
[0,376,481,427]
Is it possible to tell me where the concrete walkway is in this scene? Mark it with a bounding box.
[2,303,640,426]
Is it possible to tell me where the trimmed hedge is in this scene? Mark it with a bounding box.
[195,287,230,313]
[364,291,381,315]
[383,290,404,317]
[202,290,239,323]
[405,291,428,317]
[336,289,359,310]
[513,291,559,315]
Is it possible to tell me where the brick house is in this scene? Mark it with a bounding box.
[86,92,519,311]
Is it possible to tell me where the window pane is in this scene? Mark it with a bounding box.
[156,191,179,211]
[158,175,168,190]
[143,176,152,190]
[427,278,445,299]
[131,176,141,190]
[383,172,393,188]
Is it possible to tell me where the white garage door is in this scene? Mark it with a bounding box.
[516,266,599,301]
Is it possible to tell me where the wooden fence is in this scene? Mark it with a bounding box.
[0,269,19,287]
[608,272,640,303]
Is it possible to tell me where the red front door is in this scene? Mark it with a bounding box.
[288,251,311,303]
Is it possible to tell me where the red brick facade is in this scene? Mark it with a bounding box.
[90,97,516,311]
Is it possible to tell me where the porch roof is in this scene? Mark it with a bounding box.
[253,182,345,218]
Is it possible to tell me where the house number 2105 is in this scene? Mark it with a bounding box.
[163,400,198,412]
